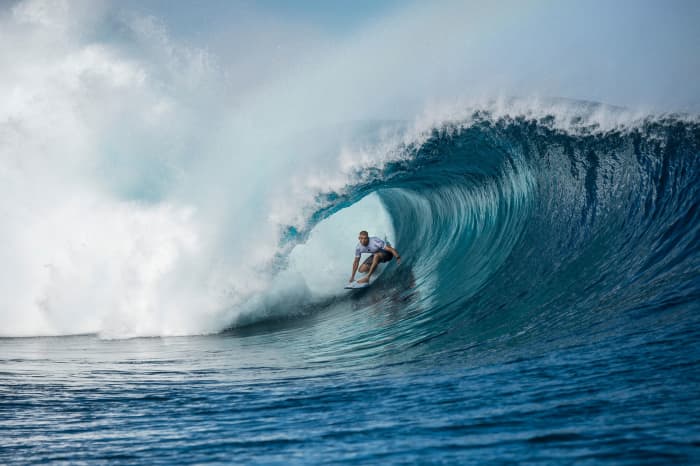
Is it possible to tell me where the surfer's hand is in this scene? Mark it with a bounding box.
[396,256,402,264]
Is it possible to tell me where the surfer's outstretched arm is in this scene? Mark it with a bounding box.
[384,245,402,264]
[350,256,360,282]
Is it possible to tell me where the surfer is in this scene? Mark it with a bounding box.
[350,230,401,284]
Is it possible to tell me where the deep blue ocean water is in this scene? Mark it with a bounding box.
[2,111,699,464]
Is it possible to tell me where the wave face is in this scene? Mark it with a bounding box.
[270,109,700,364]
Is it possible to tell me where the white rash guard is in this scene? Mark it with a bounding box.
[355,237,387,257]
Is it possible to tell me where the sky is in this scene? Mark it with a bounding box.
[119,0,406,37]
[105,0,700,114]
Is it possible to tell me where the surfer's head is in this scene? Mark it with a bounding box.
[358,230,369,246]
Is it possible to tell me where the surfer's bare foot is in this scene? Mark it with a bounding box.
[357,277,369,284]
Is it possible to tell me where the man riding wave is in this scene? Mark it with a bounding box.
[350,230,401,284]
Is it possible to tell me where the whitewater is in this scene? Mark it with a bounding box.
[1,1,699,464]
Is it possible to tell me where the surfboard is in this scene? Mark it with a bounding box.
[344,281,370,289]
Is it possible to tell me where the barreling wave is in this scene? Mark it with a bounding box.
[263,106,700,361]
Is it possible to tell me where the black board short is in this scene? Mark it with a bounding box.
[362,248,394,266]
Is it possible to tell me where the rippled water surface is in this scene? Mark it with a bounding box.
[2,299,699,464]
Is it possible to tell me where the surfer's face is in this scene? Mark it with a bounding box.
[359,234,369,246]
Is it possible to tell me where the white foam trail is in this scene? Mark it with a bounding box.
[0,1,231,337]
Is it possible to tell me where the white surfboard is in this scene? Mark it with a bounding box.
[344,281,370,289]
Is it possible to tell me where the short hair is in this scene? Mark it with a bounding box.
[359,230,369,237]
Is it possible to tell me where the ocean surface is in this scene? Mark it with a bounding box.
[2,107,700,464]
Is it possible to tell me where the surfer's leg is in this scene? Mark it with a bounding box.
[358,255,373,274]
[358,254,381,283]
